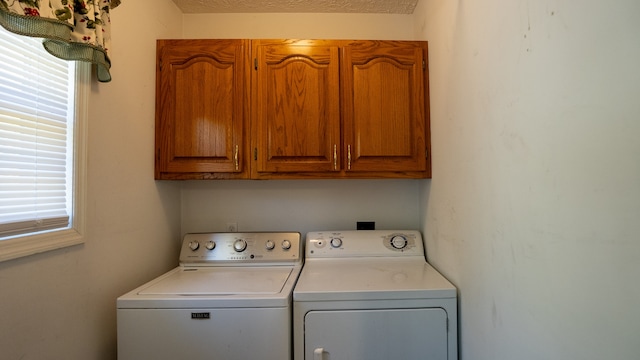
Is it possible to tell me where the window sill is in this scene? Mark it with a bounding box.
[0,228,84,262]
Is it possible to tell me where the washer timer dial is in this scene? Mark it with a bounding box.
[233,239,247,252]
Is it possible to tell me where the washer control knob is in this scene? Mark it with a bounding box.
[205,241,216,250]
[281,239,291,250]
[233,239,247,252]
[188,241,199,251]
[265,240,275,250]
[390,235,408,249]
[330,238,343,248]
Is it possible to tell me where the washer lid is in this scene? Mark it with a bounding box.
[138,267,293,295]
[293,258,456,301]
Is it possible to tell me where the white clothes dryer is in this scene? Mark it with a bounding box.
[117,232,303,360]
[293,230,457,360]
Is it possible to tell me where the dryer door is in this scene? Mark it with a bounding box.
[305,308,448,360]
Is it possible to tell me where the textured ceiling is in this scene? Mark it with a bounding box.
[172,0,419,14]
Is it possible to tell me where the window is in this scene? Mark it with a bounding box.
[0,26,89,262]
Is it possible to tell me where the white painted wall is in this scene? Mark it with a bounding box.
[182,180,422,235]
[415,0,640,359]
[180,13,424,236]
[182,12,415,40]
[0,1,183,359]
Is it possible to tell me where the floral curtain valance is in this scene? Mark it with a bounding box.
[0,0,122,82]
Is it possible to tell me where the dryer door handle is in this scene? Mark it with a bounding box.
[314,348,325,360]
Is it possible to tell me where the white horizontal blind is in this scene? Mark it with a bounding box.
[0,26,75,239]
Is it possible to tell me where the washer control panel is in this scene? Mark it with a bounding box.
[180,232,302,265]
[306,230,424,258]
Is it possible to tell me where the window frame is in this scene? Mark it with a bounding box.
[0,59,89,262]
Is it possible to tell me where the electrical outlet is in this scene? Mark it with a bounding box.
[226,222,238,232]
[357,221,375,230]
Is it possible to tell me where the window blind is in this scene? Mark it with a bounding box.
[0,27,75,239]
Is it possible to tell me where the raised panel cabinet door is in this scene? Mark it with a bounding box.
[342,41,429,174]
[155,39,249,179]
[252,40,341,175]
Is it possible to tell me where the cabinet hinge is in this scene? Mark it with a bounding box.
[254,58,258,70]
[254,148,258,160]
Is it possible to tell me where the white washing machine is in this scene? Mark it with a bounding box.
[293,230,458,360]
[117,232,303,360]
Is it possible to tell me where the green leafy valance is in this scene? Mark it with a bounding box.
[0,0,122,82]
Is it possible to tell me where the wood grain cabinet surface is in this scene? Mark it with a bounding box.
[155,39,430,180]
[251,40,341,177]
[155,39,250,180]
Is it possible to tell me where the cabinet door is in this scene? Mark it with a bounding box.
[155,40,249,179]
[252,40,341,176]
[342,41,430,175]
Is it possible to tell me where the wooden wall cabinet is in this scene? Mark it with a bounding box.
[155,39,430,180]
[251,40,342,177]
[342,41,429,176]
[155,39,250,180]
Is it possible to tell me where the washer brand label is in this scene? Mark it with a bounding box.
[191,312,210,319]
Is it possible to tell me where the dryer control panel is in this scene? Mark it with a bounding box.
[306,230,424,258]
[180,232,302,266]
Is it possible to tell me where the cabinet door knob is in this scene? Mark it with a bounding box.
[347,144,352,170]
[333,144,337,170]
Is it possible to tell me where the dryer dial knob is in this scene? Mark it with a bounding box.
[205,241,216,250]
[390,235,408,249]
[188,241,199,251]
[330,238,343,248]
[233,239,247,252]
[281,239,291,250]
